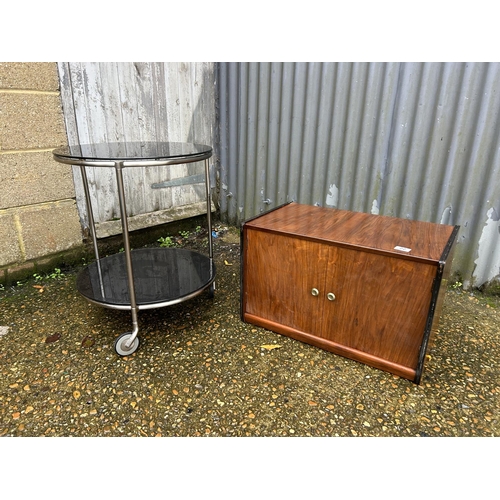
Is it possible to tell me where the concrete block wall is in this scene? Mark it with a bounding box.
[0,62,84,284]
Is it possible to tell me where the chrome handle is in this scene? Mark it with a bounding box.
[327,292,336,301]
[311,288,319,297]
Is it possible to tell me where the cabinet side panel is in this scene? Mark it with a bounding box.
[429,227,459,346]
[415,226,460,382]
[242,229,327,335]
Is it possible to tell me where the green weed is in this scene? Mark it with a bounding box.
[158,236,176,248]
[33,268,65,283]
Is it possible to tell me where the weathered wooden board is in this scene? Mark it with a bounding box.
[57,62,216,237]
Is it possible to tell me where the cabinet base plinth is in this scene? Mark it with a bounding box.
[244,313,418,382]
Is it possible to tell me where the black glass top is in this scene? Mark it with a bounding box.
[53,142,212,162]
[77,248,215,307]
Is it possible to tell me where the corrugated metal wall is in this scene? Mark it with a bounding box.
[217,62,500,288]
[58,62,216,238]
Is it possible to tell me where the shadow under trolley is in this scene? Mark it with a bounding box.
[52,142,216,356]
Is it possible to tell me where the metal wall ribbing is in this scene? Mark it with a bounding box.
[217,62,500,288]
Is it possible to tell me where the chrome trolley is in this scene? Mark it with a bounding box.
[53,142,215,356]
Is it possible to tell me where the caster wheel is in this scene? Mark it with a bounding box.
[208,282,215,299]
[114,332,140,356]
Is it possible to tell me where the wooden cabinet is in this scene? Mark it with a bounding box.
[241,203,459,383]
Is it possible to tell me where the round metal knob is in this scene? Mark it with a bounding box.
[327,292,336,301]
[311,288,319,296]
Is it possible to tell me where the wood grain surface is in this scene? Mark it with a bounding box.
[244,202,455,263]
[242,203,457,382]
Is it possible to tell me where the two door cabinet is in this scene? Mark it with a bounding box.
[241,203,459,383]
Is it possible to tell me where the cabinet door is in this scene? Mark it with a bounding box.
[243,230,328,335]
[321,245,436,370]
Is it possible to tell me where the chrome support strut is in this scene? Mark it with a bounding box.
[79,165,100,262]
[79,165,105,297]
[114,161,139,346]
[205,158,213,261]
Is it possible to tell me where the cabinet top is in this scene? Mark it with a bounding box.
[244,203,458,263]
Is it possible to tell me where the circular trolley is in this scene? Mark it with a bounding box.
[53,142,215,356]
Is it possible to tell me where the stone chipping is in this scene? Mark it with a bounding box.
[0,226,498,438]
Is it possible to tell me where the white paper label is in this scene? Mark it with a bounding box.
[394,245,411,253]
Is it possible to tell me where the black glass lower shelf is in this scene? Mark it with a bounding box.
[76,248,216,310]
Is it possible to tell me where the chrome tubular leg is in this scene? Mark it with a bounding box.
[80,165,105,297]
[115,162,139,344]
[204,158,213,260]
[80,164,100,262]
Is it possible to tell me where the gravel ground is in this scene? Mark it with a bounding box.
[1,224,499,440]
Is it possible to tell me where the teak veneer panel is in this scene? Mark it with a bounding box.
[241,203,459,383]
[243,202,454,263]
